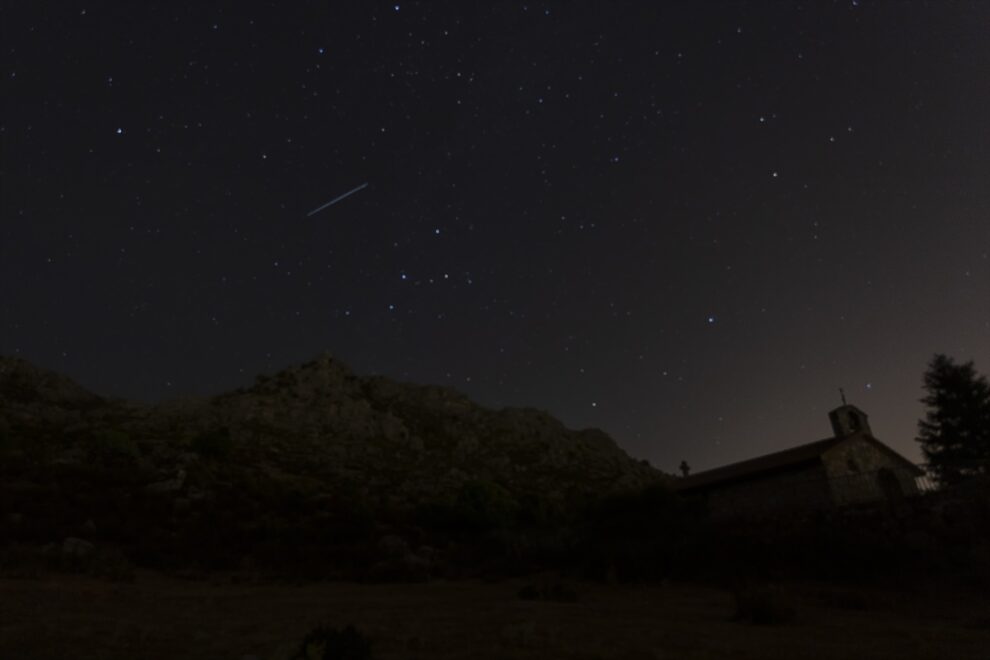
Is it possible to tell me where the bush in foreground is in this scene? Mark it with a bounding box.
[732,583,796,625]
[291,624,372,660]
[518,579,579,602]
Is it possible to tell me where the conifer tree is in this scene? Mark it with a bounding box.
[917,354,990,486]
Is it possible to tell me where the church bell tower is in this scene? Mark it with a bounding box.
[829,388,872,437]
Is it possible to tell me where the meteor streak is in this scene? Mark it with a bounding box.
[306,182,369,216]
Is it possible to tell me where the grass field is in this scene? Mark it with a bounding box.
[1,572,988,659]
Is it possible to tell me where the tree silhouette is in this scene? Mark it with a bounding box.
[917,354,990,486]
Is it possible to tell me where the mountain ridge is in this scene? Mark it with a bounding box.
[0,353,665,514]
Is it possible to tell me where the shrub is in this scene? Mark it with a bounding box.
[0,544,46,579]
[517,583,541,600]
[87,546,136,582]
[818,588,874,611]
[51,541,135,582]
[87,428,138,460]
[591,484,695,541]
[578,484,710,582]
[454,480,517,531]
[191,427,233,459]
[291,624,373,660]
[514,493,567,527]
[0,420,12,455]
[517,579,579,602]
[732,583,796,625]
[417,481,517,532]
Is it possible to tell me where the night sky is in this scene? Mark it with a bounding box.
[3,2,988,472]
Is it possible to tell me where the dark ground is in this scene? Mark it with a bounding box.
[1,571,988,659]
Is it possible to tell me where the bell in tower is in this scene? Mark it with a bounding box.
[829,388,873,437]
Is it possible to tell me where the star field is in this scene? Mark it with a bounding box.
[2,2,989,471]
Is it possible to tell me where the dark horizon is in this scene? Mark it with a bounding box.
[6,345,985,475]
[3,2,989,473]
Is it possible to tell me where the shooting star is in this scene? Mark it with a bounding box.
[306,182,369,217]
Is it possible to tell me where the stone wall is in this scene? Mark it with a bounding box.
[821,436,920,506]
[703,464,833,519]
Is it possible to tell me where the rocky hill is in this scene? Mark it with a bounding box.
[0,354,664,574]
[2,354,661,503]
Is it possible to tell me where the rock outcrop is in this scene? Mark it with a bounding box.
[0,353,664,527]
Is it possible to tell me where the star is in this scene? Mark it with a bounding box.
[5,0,984,485]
